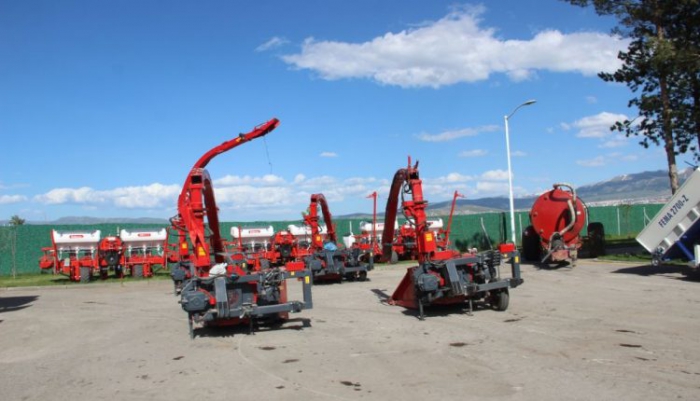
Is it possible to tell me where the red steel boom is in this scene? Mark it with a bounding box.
[171,118,279,276]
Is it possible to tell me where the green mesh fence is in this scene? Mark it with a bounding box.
[0,203,665,276]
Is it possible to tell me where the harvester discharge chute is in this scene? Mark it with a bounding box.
[301,193,373,282]
[386,157,524,319]
[169,118,313,338]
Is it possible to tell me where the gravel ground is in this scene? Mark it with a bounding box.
[1,259,699,401]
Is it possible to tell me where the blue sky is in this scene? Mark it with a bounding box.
[1,1,691,222]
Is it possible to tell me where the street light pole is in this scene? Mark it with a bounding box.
[504,99,536,246]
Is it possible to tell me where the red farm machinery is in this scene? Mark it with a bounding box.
[344,189,463,264]
[387,190,465,263]
[40,228,173,282]
[169,118,312,338]
[301,193,373,282]
[386,157,523,319]
[521,183,605,267]
[39,230,101,282]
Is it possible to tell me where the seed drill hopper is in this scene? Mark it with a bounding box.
[39,230,101,282]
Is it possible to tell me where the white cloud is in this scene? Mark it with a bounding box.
[586,95,598,104]
[511,150,527,157]
[0,194,27,204]
[293,174,306,184]
[566,111,628,138]
[256,36,289,52]
[416,125,499,142]
[459,149,488,158]
[481,169,509,181]
[215,186,294,207]
[215,174,286,186]
[428,173,475,185]
[600,133,629,148]
[476,181,511,193]
[282,6,627,88]
[320,151,338,158]
[34,183,180,209]
[577,156,606,167]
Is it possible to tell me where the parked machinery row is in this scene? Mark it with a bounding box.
[222,193,372,284]
[164,119,525,337]
[344,190,464,264]
[39,228,173,282]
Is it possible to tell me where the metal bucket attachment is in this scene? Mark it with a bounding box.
[389,266,418,309]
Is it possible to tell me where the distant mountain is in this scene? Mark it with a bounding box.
[420,168,691,216]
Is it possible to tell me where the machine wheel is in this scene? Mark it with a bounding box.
[491,290,509,311]
[358,271,368,282]
[133,264,144,279]
[390,250,399,264]
[79,267,91,283]
[188,314,196,339]
[521,226,541,262]
[587,222,605,258]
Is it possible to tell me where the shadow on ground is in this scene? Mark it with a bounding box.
[191,317,312,339]
[611,263,700,282]
[0,295,39,314]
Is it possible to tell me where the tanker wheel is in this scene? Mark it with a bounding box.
[491,290,509,312]
[133,264,144,279]
[587,222,606,258]
[79,267,91,283]
[522,226,541,262]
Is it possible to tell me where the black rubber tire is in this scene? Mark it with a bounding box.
[492,291,509,311]
[358,271,368,282]
[133,264,144,279]
[586,222,606,258]
[79,267,91,283]
[522,226,541,262]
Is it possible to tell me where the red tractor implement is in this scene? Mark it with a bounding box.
[39,230,101,283]
[266,229,308,270]
[522,183,603,267]
[435,190,465,250]
[344,192,384,261]
[386,157,523,319]
[229,225,274,254]
[98,235,124,279]
[120,228,170,278]
[302,193,373,282]
[169,118,312,338]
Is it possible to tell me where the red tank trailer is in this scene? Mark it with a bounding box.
[522,183,604,266]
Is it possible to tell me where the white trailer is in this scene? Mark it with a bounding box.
[636,168,700,268]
